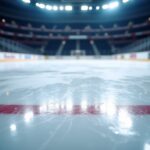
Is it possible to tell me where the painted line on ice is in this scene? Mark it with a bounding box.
[0,104,150,115]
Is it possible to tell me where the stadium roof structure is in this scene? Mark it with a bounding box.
[0,0,150,23]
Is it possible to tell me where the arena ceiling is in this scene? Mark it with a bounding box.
[0,0,150,23]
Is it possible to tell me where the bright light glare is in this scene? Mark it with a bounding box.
[107,102,116,116]
[66,101,73,112]
[81,100,88,112]
[10,124,17,132]
[53,6,58,11]
[89,6,92,10]
[46,5,52,10]
[55,103,60,111]
[65,5,73,11]
[24,111,34,123]
[118,109,132,129]
[144,142,150,150]
[100,101,117,117]
[102,4,109,10]
[96,6,100,10]
[39,104,47,113]
[48,102,55,113]
[59,6,64,11]
[81,5,89,11]
[122,0,129,3]
[100,103,107,113]
[47,102,60,113]
[109,1,119,9]
[22,0,30,4]
[36,3,45,9]
[61,101,65,109]
[102,1,119,10]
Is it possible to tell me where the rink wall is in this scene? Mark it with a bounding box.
[0,52,45,62]
[114,51,150,61]
[46,56,112,60]
[0,52,112,62]
[0,51,150,62]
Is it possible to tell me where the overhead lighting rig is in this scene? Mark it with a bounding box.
[22,0,131,12]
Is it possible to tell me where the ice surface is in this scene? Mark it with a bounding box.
[0,60,150,105]
[0,60,150,150]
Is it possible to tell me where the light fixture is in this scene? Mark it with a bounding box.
[102,1,119,10]
[36,3,46,9]
[22,0,30,4]
[109,1,119,9]
[65,5,73,11]
[59,6,64,11]
[53,6,58,11]
[89,6,93,10]
[81,5,89,11]
[46,5,52,10]
[102,4,109,10]
[122,0,129,3]
[96,6,100,10]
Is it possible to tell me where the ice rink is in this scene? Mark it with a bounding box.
[0,59,150,150]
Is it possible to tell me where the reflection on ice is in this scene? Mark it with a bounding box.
[47,101,59,113]
[24,111,34,123]
[10,123,17,132]
[60,101,65,110]
[100,101,117,117]
[66,100,73,112]
[39,104,47,113]
[81,100,88,112]
[118,109,133,129]
[144,141,150,150]
[112,109,134,136]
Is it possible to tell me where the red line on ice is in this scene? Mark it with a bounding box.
[0,104,150,115]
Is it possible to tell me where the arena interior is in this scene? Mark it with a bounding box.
[0,0,150,150]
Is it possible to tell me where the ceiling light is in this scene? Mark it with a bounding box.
[122,0,129,3]
[102,1,119,10]
[53,6,58,11]
[46,5,52,10]
[96,6,100,10]
[109,1,119,9]
[81,5,89,11]
[89,6,93,10]
[102,4,109,10]
[59,6,64,11]
[65,5,73,11]
[22,0,30,4]
[36,3,45,9]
